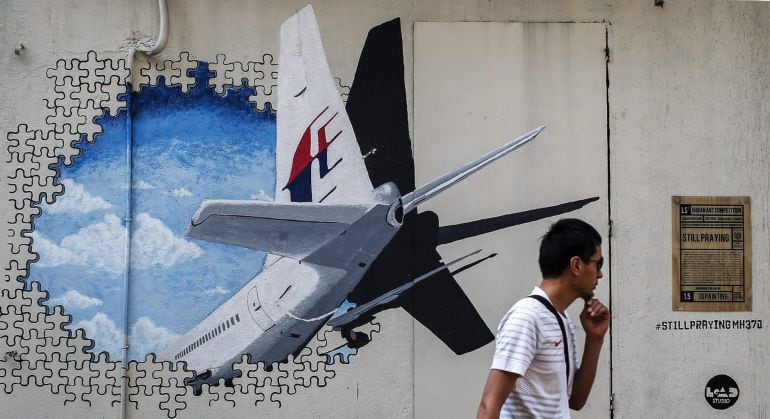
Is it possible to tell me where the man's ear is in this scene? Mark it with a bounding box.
[569,256,581,275]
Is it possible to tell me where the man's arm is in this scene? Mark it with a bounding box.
[569,298,610,410]
[477,369,518,419]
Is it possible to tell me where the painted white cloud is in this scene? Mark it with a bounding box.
[249,189,272,201]
[172,187,193,197]
[43,179,113,214]
[134,180,156,190]
[129,317,181,358]
[75,312,123,358]
[204,286,229,296]
[50,290,103,309]
[33,212,202,274]
[32,214,126,275]
[31,231,78,268]
[131,213,202,269]
[74,313,182,360]
[118,180,157,190]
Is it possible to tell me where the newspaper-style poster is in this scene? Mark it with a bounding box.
[672,196,751,311]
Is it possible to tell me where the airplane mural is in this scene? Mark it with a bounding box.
[160,5,598,385]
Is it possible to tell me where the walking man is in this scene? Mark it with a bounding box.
[477,218,610,418]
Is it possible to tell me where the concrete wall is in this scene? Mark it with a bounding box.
[413,21,610,418]
[1,0,768,417]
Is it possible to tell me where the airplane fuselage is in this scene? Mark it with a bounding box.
[161,201,400,382]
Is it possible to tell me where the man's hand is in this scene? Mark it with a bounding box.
[580,298,610,341]
[570,299,610,410]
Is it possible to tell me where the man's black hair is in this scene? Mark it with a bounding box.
[538,218,602,278]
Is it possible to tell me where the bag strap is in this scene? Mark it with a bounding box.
[528,295,570,389]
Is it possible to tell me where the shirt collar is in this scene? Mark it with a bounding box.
[532,286,568,318]
[531,286,550,301]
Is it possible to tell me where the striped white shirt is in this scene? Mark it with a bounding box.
[491,287,579,419]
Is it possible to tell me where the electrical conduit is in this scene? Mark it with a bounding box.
[121,1,168,418]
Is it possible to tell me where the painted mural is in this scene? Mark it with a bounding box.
[3,5,596,415]
[31,61,274,362]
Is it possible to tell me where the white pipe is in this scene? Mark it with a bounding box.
[120,46,136,419]
[118,1,169,415]
[137,0,168,56]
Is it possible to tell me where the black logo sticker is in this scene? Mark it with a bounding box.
[705,374,739,410]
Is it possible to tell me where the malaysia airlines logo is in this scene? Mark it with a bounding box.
[283,106,343,202]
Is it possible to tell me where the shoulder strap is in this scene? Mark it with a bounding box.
[528,295,570,389]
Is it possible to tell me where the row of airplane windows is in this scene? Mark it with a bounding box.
[175,314,241,360]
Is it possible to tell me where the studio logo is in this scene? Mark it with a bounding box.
[705,374,739,410]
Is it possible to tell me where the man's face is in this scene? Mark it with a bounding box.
[575,245,603,300]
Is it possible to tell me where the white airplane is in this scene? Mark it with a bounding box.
[160,5,595,386]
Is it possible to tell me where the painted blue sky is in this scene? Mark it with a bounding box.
[31,64,276,360]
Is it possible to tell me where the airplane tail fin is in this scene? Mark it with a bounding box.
[346,18,415,196]
[401,126,544,214]
[276,5,374,205]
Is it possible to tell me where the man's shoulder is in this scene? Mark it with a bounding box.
[510,294,550,314]
[499,296,550,327]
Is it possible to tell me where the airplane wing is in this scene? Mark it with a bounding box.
[276,5,374,205]
[328,250,480,326]
[329,248,495,354]
[400,126,543,215]
[437,196,600,245]
[187,200,370,259]
[399,262,495,354]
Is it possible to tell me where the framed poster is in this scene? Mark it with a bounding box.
[672,196,751,311]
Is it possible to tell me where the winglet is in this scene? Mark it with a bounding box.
[400,126,544,214]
